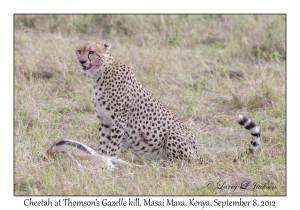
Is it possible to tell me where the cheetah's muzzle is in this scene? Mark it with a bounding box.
[82,64,93,71]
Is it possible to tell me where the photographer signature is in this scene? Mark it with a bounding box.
[206,181,277,192]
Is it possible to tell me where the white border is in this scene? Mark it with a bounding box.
[3,1,296,209]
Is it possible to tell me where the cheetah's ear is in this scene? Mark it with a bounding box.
[104,43,111,52]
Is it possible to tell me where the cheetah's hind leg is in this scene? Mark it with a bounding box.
[162,131,207,165]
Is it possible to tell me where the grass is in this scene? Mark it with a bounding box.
[14,14,286,196]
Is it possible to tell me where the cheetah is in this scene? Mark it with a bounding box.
[46,41,261,168]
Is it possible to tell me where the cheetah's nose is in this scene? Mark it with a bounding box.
[79,59,87,64]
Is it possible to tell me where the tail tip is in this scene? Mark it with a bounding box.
[237,115,244,123]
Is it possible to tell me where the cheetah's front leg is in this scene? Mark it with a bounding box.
[107,121,125,156]
[98,123,112,155]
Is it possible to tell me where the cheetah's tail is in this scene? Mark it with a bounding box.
[237,115,261,140]
[234,115,261,162]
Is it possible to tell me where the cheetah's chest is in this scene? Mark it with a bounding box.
[92,89,112,125]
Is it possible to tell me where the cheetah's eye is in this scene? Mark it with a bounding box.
[89,51,95,54]
[77,50,81,54]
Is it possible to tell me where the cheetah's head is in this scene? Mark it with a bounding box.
[76,41,111,74]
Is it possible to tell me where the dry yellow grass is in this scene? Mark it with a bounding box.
[14,14,285,195]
